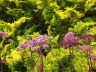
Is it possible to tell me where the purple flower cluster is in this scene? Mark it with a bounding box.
[7,39,14,43]
[58,32,82,48]
[0,61,9,64]
[79,34,96,43]
[64,32,79,41]
[0,31,8,38]
[19,35,50,51]
[79,45,94,53]
[42,44,49,49]
[90,55,96,62]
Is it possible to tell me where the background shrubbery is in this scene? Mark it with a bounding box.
[0,0,96,72]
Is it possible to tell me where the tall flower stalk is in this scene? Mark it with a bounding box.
[0,31,14,72]
[78,45,94,71]
[58,32,82,72]
[78,34,96,71]
[19,35,50,72]
[0,31,8,72]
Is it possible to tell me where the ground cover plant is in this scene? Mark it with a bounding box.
[0,0,96,72]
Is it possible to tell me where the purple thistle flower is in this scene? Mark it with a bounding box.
[0,61,9,64]
[33,47,41,52]
[42,44,49,49]
[90,55,96,62]
[79,34,96,43]
[19,40,32,50]
[64,32,75,41]
[7,39,14,43]
[0,31,8,38]
[28,45,34,48]
[18,35,50,51]
[58,32,82,48]
[79,45,94,53]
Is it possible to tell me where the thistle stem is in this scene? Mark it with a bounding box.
[87,51,91,71]
[0,50,3,72]
[69,47,72,72]
[39,50,44,72]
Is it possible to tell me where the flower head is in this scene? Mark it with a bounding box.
[79,34,96,43]
[18,35,50,51]
[58,32,82,48]
[42,44,49,49]
[8,39,14,43]
[19,40,32,50]
[64,32,75,41]
[79,45,94,53]
[0,31,8,38]
[0,61,9,64]
[90,55,96,62]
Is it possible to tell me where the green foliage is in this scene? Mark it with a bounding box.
[1,0,96,72]
[48,35,59,48]
[73,55,88,72]
[0,17,28,36]
[37,0,84,35]
[69,18,96,35]
[44,48,70,72]
[85,0,96,11]
[6,49,27,72]
[55,7,83,20]
[17,32,41,44]
[6,50,22,65]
